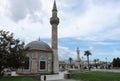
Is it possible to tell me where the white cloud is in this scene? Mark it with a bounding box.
[59,0,120,41]
[93,42,114,45]
[5,0,41,22]
[112,50,120,56]
[0,0,6,15]
[0,0,52,42]
[58,46,76,61]
[1,0,120,41]
[40,0,52,14]
[0,0,120,62]
[86,48,120,61]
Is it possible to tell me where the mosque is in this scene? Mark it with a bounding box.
[17,0,59,74]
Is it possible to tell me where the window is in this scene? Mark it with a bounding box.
[40,61,45,69]
[24,57,29,69]
[39,61,47,70]
[39,54,48,71]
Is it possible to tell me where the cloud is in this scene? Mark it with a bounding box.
[6,0,41,22]
[59,0,120,41]
[58,46,76,62]
[112,50,120,56]
[0,0,120,62]
[0,0,7,16]
[1,0,120,40]
[90,49,120,61]
[0,0,53,41]
[58,44,120,62]
[1,0,120,41]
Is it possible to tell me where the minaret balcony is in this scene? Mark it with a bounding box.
[50,17,59,25]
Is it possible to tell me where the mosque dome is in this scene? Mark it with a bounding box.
[25,41,52,51]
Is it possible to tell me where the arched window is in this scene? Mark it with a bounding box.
[39,55,48,71]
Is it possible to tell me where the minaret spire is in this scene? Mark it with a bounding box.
[50,0,59,49]
[53,0,57,11]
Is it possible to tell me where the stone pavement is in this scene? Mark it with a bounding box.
[11,69,120,81]
[91,69,120,72]
[41,69,120,81]
[41,71,67,81]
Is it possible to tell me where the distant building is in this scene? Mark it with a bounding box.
[75,48,81,69]
[17,0,59,74]
[59,48,82,71]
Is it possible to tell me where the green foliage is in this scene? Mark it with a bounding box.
[71,71,120,81]
[84,50,92,56]
[69,57,73,64]
[0,30,27,76]
[59,61,66,64]
[84,50,92,71]
[0,77,39,81]
[113,57,120,67]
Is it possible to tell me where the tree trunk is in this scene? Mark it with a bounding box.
[87,56,90,71]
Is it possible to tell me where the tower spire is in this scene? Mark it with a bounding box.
[77,47,81,62]
[76,47,81,69]
[53,0,57,11]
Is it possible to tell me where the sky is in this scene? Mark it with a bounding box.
[0,0,120,62]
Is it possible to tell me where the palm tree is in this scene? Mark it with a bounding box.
[84,50,92,71]
[69,57,73,68]
[94,59,99,69]
[94,59,97,64]
[69,57,73,64]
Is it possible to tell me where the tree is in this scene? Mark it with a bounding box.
[94,59,97,68]
[68,57,73,68]
[116,57,120,67]
[59,61,66,64]
[94,59,99,69]
[113,58,117,67]
[112,57,120,68]
[0,30,27,76]
[69,57,73,64]
[84,50,92,71]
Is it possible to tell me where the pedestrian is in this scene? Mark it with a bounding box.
[44,75,46,81]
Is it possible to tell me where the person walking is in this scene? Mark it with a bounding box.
[44,75,46,81]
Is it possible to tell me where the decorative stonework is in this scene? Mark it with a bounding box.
[17,41,53,75]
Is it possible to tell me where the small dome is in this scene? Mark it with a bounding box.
[25,41,52,51]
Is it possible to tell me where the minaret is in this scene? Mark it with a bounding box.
[76,48,81,69]
[50,0,59,73]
